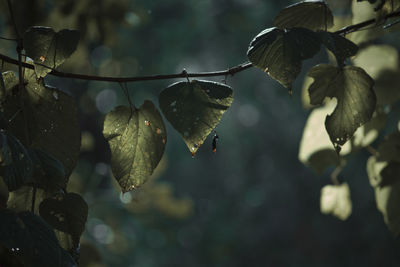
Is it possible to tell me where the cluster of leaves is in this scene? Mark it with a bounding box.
[0,27,86,266]
[293,0,400,235]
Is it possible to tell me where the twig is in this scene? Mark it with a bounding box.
[7,0,30,145]
[0,52,253,82]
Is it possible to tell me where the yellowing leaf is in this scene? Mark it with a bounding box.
[320,183,352,220]
[159,80,233,154]
[307,64,376,152]
[103,101,166,192]
[274,0,333,31]
[247,27,321,90]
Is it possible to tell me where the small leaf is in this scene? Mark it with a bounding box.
[0,210,76,266]
[320,183,352,220]
[103,101,166,192]
[23,26,80,78]
[159,80,233,154]
[247,27,321,90]
[39,192,88,250]
[307,64,376,152]
[274,0,334,31]
[1,71,80,182]
[319,32,358,66]
[298,99,350,174]
[28,149,65,191]
[0,133,33,191]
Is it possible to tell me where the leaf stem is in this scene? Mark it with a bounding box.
[331,165,342,186]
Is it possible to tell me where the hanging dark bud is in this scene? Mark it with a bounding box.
[212,132,219,153]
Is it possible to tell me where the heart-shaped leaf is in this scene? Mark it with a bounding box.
[103,101,166,192]
[307,64,376,152]
[274,0,334,31]
[0,133,33,191]
[159,80,233,154]
[39,192,88,249]
[247,27,321,90]
[1,71,80,183]
[23,26,80,78]
[319,32,358,66]
[0,210,76,267]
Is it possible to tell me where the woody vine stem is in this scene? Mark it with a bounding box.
[0,9,400,84]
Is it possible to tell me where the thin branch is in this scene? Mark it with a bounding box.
[7,0,30,145]
[335,10,400,35]
[0,10,399,83]
[0,52,253,82]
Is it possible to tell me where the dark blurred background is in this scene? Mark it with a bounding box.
[1,0,400,266]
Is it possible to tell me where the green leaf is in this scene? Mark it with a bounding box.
[159,80,233,154]
[307,64,376,152]
[0,210,76,267]
[28,149,65,191]
[103,101,166,192]
[274,0,334,31]
[0,133,33,191]
[0,71,80,183]
[319,32,358,66]
[247,27,321,90]
[320,183,352,220]
[23,26,80,78]
[298,99,350,174]
[39,192,88,250]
